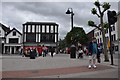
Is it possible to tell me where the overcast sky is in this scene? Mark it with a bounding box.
[0,0,119,39]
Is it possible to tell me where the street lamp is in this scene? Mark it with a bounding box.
[66,8,74,30]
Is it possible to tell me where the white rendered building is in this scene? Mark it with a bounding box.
[94,23,118,52]
[0,23,10,54]
[4,28,22,54]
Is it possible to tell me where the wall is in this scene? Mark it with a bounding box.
[6,30,22,44]
[0,26,5,38]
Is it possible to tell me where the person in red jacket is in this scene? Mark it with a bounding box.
[37,45,43,56]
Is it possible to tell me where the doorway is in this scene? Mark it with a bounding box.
[11,47,14,54]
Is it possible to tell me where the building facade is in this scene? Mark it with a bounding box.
[117,11,120,54]
[94,24,118,52]
[23,22,59,48]
[0,23,10,54]
[4,28,22,54]
[87,29,95,44]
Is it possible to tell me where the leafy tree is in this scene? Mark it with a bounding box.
[65,27,88,46]
[88,0,110,61]
[58,39,66,49]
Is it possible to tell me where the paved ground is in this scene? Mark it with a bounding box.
[0,53,119,78]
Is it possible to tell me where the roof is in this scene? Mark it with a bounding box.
[0,23,10,32]
[23,22,58,26]
[6,28,22,36]
[86,28,95,35]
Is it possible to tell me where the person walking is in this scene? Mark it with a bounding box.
[88,38,98,69]
[50,47,54,57]
[97,43,102,63]
[42,45,47,57]
[37,45,43,56]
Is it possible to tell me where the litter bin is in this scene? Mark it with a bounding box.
[70,44,76,58]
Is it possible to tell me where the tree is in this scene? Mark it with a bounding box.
[65,27,88,46]
[58,39,66,49]
[88,0,110,61]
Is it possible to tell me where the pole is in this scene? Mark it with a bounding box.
[71,13,74,29]
[108,24,114,65]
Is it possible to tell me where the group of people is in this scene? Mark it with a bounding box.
[70,37,103,69]
[19,45,55,59]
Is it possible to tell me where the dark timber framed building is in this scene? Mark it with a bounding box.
[22,22,59,48]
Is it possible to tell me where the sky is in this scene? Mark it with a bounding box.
[0,0,119,39]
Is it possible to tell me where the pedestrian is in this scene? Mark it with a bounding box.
[88,37,98,69]
[37,45,43,56]
[30,48,36,59]
[33,47,38,57]
[50,46,54,57]
[97,43,102,63]
[42,45,47,57]
[77,44,83,59]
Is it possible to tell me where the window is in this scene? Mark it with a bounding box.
[13,31,16,36]
[50,26,54,33]
[46,25,49,33]
[9,38,18,43]
[26,33,36,42]
[113,34,116,41]
[97,32,99,36]
[100,38,102,43]
[112,25,115,31]
[27,25,31,32]
[42,25,45,33]
[100,31,101,35]
[111,35,113,41]
[115,45,118,51]
[32,25,35,33]
[41,33,55,42]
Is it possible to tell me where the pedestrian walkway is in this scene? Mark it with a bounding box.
[2,64,112,78]
[0,53,119,78]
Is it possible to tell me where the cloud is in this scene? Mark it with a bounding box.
[1,2,118,39]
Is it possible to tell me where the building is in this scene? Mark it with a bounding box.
[4,28,22,54]
[0,23,10,54]
[117,11,120,54]
[94,24,118,52]
[22,22,59,49]
[86,28,95,44]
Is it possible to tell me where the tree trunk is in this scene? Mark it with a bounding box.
[102,29,109,61]
[101,16,109,62]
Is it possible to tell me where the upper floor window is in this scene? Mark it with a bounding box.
[100,31,101,35]
[13,31,16,36]
[97,32,99,36]
[0,30,1,36]
[112,25,115,31]
[113,34,116,41]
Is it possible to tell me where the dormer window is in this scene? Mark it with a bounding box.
[13,31,16,36]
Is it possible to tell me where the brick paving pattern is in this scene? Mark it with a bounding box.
[2,64,113,78]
